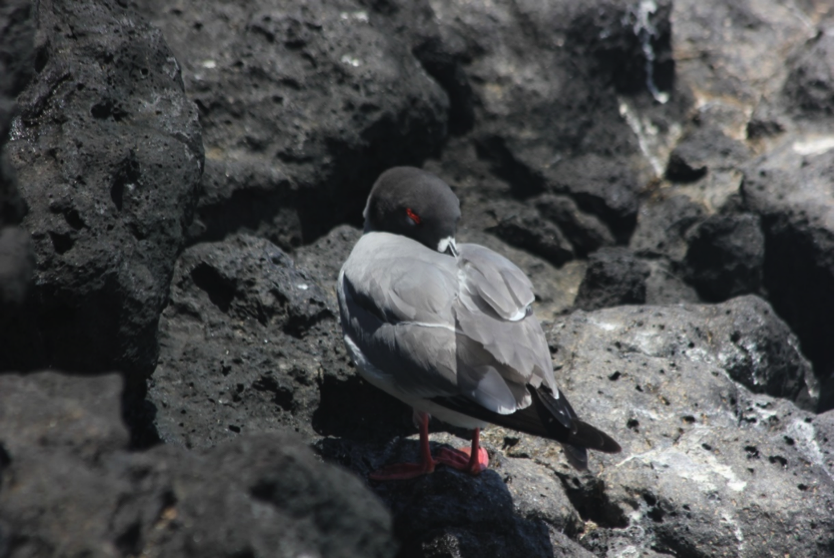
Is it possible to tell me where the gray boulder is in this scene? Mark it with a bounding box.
[0,0,36,370]
[743,141,833,410]
[538,297,831,557]
[132,0,449,248]
[0,371,395,557]
[684,213,765,301]
[574,247,652,311]
[318,295,828,556]
[6,0,203,379]
[149,233,337,448]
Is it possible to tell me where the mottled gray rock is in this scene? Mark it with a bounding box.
[293,223,362,309]
[630,194,707,262]
[149,233,335,448]
[0,371,129,459]
[0,0,34,103]
[133,0,449,247]
[666,126,751,183]
[0,0,33,226]
[0,1,35,371]
[574,247,651,311]
[317,434,592,558]
[782,24,834,121]
[536,298,831,557]
[144,436,394,557]
[426,0,675,243]
[485,201,575,267]
[534,194,616,258]
[0,371,395,557]
[743,141,833,409]
[671,0,824,138]
[684,213,765,301]
[545,154,643,242]
[625,0,834,416]
[6,0,203,379]
[642,259,700,306]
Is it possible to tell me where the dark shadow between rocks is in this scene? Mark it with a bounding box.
[554,471,629,530]
[312,373,416,443]
[316,437,558,557]
[120,373,162,450]
[473,135,548,200]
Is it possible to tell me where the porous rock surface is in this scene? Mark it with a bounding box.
[131,0,450,249]
[1,0,833,557]
[4,0,204,379]
[0,372,394,557]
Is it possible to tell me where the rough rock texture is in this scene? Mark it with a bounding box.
[742,142,834,410]
[0,371,395,557]
[318,436,595,558]
[3,0,833,556]
[536,299,832,557]
[782,19,834,123]
[0,0,33,227]
[418,0,676,259]
[627,0,834,410]
[666,126,751,183]
[131,0,449,248]
[684,213,765,301]
[0,0,36,371]
[574,247,651,311]
[318,296,829,557]
[148,233,338,448]
[534,194,616,258]
[630,193,707,263]
[5,0,203,379]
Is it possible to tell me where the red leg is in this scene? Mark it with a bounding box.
[435,428,489,475]
[369,411,437,481]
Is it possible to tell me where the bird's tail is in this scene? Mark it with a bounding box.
[431,385,621,471]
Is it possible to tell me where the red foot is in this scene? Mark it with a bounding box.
[368,416,490,481]
[369,459,437,481]
[436,445,489,475]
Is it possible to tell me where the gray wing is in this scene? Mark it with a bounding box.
[453,243,558,414]
[338,232,460,399]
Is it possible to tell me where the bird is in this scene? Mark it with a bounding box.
[337,167,621,480]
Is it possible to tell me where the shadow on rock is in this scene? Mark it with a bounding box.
[312,373,416,444]
[317,436,594,557]
[0,371,395,557]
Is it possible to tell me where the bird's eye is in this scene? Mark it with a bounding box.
[406,208,421,224]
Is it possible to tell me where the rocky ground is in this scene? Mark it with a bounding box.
[1,0,832,557]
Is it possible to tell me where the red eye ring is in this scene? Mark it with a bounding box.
[406,208,421,224]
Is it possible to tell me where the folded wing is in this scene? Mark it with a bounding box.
[339,232,461,399]
[452,243,574,429]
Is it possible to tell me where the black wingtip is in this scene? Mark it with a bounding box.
[532,386,622,454]
[571,420,622,454]
[431,387,622,462]
[561,443,589,470]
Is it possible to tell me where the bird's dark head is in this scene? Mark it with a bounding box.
[363,167,461,256]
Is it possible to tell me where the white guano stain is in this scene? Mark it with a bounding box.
[792,136,835,156]
[340,54,362,67]
[589,316,620,332]
[340,10,369,23]
[786,418,830,477]
[615,432,748,494]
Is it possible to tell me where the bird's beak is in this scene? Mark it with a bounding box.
[444,238,459,257]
